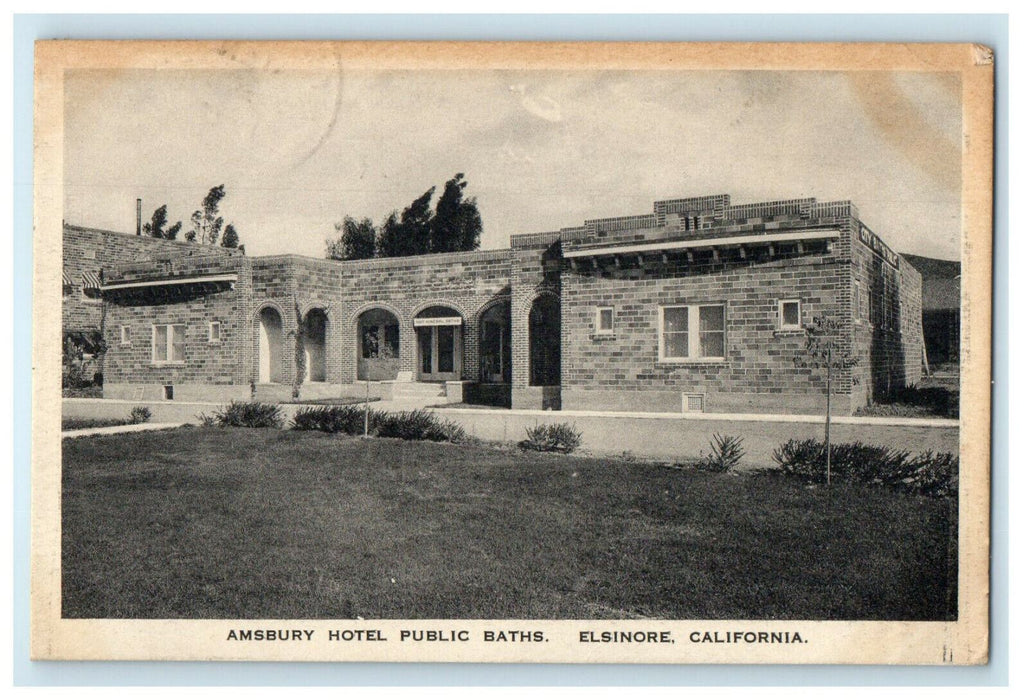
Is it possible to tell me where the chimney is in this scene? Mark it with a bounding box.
[136,198,142,236]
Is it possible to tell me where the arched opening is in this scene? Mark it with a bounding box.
[357,308,400,381]
[479,301,511,384]
[303,308,328,383]
[529,295,561,386]
[258,306,284,384]
[414,305,463,381]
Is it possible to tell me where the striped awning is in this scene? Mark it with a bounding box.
[62,271,72,286]
[81,271,102,289]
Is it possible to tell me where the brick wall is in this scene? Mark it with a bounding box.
[560,234,850,414]
[62,223,234,335]
[77,192,924,415]
[848,219,924,408]
[508,233,561,408]
[103,255,251,401]
[336,249,513,384]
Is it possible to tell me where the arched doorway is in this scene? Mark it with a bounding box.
[258,306,284,384]
[357,308,400,381]
[529,295,560,386]
[479,301,511,384]
[414,305,463,381]
[303,308,328,383]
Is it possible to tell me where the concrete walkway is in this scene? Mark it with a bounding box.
[61,398,958,465]
[62,422,185,439]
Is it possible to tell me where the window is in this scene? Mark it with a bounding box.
[778,299,802,331]
[659,304,725,361]
[595,306,614,335]
[208,321,222,343]
[120,325,131,345]
[152,324,185,364]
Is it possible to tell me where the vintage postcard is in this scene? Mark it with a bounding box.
[32,41,993,664]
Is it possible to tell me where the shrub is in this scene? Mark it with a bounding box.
[291,405,367,434]
[772,438,957,496]
[196,412,216,428]
[374,410,466,443]
[208,401,284,429]
[290,406,466,443]
[899,451,960,497]
[701,433,744,472]
[519,422,582,453]
[129,406,152,424]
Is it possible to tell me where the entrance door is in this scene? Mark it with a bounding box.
[416,325,461,381]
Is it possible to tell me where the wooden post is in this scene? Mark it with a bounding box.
[825,344,832,485]
[364,377,370,437]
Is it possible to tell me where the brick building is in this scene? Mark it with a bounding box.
[72,193,924,415]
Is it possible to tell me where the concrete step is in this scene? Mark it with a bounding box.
[391,382,446,398]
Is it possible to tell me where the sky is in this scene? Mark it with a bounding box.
[63,68,962,261]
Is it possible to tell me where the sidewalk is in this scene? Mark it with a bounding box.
[62,422,184,439]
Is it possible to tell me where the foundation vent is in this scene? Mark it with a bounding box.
[682,393,705,413]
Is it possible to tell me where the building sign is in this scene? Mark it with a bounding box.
[413,316,462,327]
[858,225,899,268]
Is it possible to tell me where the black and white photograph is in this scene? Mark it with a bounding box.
[31,40,993,664]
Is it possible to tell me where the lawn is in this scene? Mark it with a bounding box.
[62,428,957,620]
[62,417,133,431]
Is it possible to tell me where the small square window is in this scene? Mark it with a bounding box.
[779,299,802,331]
[595,307,614,335]
[208,321,222,343]
[120,325,131,345]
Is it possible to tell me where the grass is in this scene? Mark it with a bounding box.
[62,417,132,431]
[62,428,957,621]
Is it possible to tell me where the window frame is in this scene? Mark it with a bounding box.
[119,325,131,346]
[658,303,726,362]
[594,306,615,336]
[778,299,803,331]
[208,320,222,344]
[152,323,186,365]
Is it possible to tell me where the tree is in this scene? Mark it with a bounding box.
[141,204,183,240]
[221,223,240,249]
[429,173,482,253]
[165,222,182,240]
[794,313,859,485]
[142,205,168,238]
[326,216,376,260]
[375,211,403,258]
[190,184,227,245]
[326,176,483,261]
[396,187,435,256]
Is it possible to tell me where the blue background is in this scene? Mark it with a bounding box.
[12,12,1009,687]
